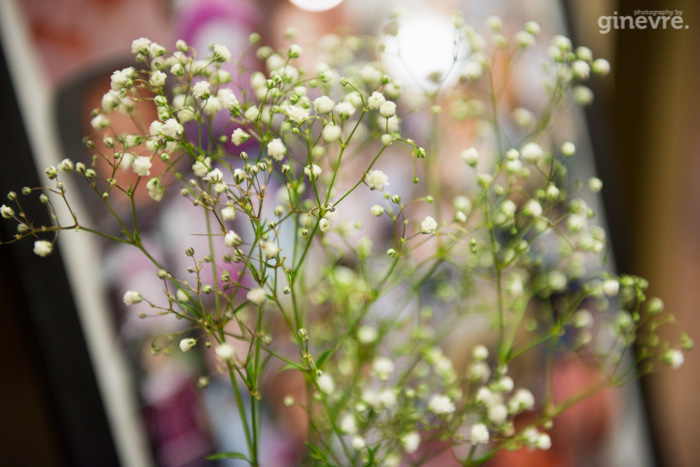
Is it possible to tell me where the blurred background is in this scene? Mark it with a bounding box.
[0,0,698,465]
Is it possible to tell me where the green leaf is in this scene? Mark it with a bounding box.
[205,452,249,461]
[178,296,202,319]
[246,358,256,386]
[304,443,336,466]
[278,362,303,372]
[316,348,332,369]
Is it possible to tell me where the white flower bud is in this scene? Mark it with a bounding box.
[286,105,309,123]
[515,31,535,48]
[224,231,242,247]
[161,118,183,138]
[322,124,342,142]
[648,297,664,314]
[495,376,514,392]
[602,279,619,296]
[123,290,142,305]
[505,159,522,174]
[222,206,237,221]
[368,91,386,109]
[149,70,166,87]
[334,102,355,119]
[573,309,593,328]
[32,240,53,257]
[513,107,535,128]
[428,394,455,414]
[537,433,552,450]
[288,44,302,58]
[58,158,74,173]
[215,344,234,360]
[179,338,196,352]
[561,141,576,157]
[473,345,489,361]
[588,177,603,193]
[192,81,211,99]
[357,326,378,343]
[371,205,384,217]
[146,178,164,201]
[176,289,189,302]
[192,159,211,178]
[461,60,483,81]
[372,356,394,381]
[247,287,266,305]
[130,156,151,177]
[340,414,357,434]
[231,128,250,146]
[592,58,611,75]
[419,216,438,234]
[313,96,335,114]
[546,184,560,200]
[471,424,490,444]
[469,362,491,382]
[218,88,239,110]
[203,168,223,183]
[317,373,335,394]
[572,60,591,80]
[1,205,15,218]
[351,436,366,450]
[523,200,543,217]
[379,101,397,118]
[475,387,495,405]
[401,432,421,454]
[509,388,535,412]
[378,389,396,408]
[212,43,231,62]
[505,148,520,161]
[131,37,152,55]
[149,42,165,57]
[521,142,543,163]
[366,170,389,191]
[263,241,279,258]
[486,15,503,30]
[525,21,541,35]
[552,35,572,50]
[319,218,331,232]
[488,403,508,423]
[461,147,479,166]
[664,349,684,369]
[353,61,378,82]
[304,164,322,180]
[91,114,109,129]
[573,86,594,105]
[267,138,286,160]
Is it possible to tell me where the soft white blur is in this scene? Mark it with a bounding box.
[381,11,468,94]
[289,0,344,12]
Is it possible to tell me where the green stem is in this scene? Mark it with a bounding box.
[227,363,256,465]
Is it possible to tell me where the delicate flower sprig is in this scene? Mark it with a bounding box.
[0,15,687,467]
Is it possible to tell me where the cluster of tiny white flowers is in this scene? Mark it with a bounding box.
[365,170,389,191]
[419,216,438,235]
[0,23,687,467]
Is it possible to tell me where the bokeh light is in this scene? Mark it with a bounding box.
[289,0,344,12]
[382,12,469,93]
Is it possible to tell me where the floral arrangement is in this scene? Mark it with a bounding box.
[1,10,690,467]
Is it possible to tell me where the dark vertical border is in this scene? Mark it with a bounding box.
[561,0,661,466]
[0,29,120,467]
